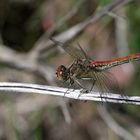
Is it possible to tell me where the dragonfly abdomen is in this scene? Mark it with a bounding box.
[90,53,140,71]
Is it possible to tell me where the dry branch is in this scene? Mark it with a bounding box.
[30,0,133,60]
[0,82,140,105]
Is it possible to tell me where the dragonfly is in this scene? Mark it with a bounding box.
[52,38,140,95]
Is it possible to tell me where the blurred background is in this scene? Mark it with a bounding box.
[0,0,140,139]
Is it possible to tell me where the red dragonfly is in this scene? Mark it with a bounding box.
[52,39,140,95]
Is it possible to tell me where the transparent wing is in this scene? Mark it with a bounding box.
[63,44,87,59]
[77,70,124,96]
[91,71,124,96]
[51,38,91,60]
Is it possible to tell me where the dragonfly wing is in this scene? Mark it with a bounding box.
[90,71,124,96]
[51,38,91,59]
[63,44,86,59]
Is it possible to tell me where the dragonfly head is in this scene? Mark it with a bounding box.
[56,65,69,81]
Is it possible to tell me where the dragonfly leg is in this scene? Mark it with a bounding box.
[73,78,85,89]
[77,78,97,98]
[64,78,75,96]
[69,76,89,97]
[90,78,96,92]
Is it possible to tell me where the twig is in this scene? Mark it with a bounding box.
[0,82,140,105]
[30,0,133,60]
[98,105,138,140]
[59,99,72,123]
[0,44,55,84]
[115,9,129,56]
[42,0,85,38]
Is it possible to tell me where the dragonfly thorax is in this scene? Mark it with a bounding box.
[69,59,92,77]
[56,65,70,81]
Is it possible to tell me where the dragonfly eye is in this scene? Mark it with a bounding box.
[56,65,69,81]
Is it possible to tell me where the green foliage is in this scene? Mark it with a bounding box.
[99,0,112,6]
[128,2,140,52]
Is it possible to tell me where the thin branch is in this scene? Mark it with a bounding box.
[42,0,85,38]
[0,82,140,105]
[30,0,133,60]
[59,99,72,123]
[0,44,55,84]
[98,106,138,140]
